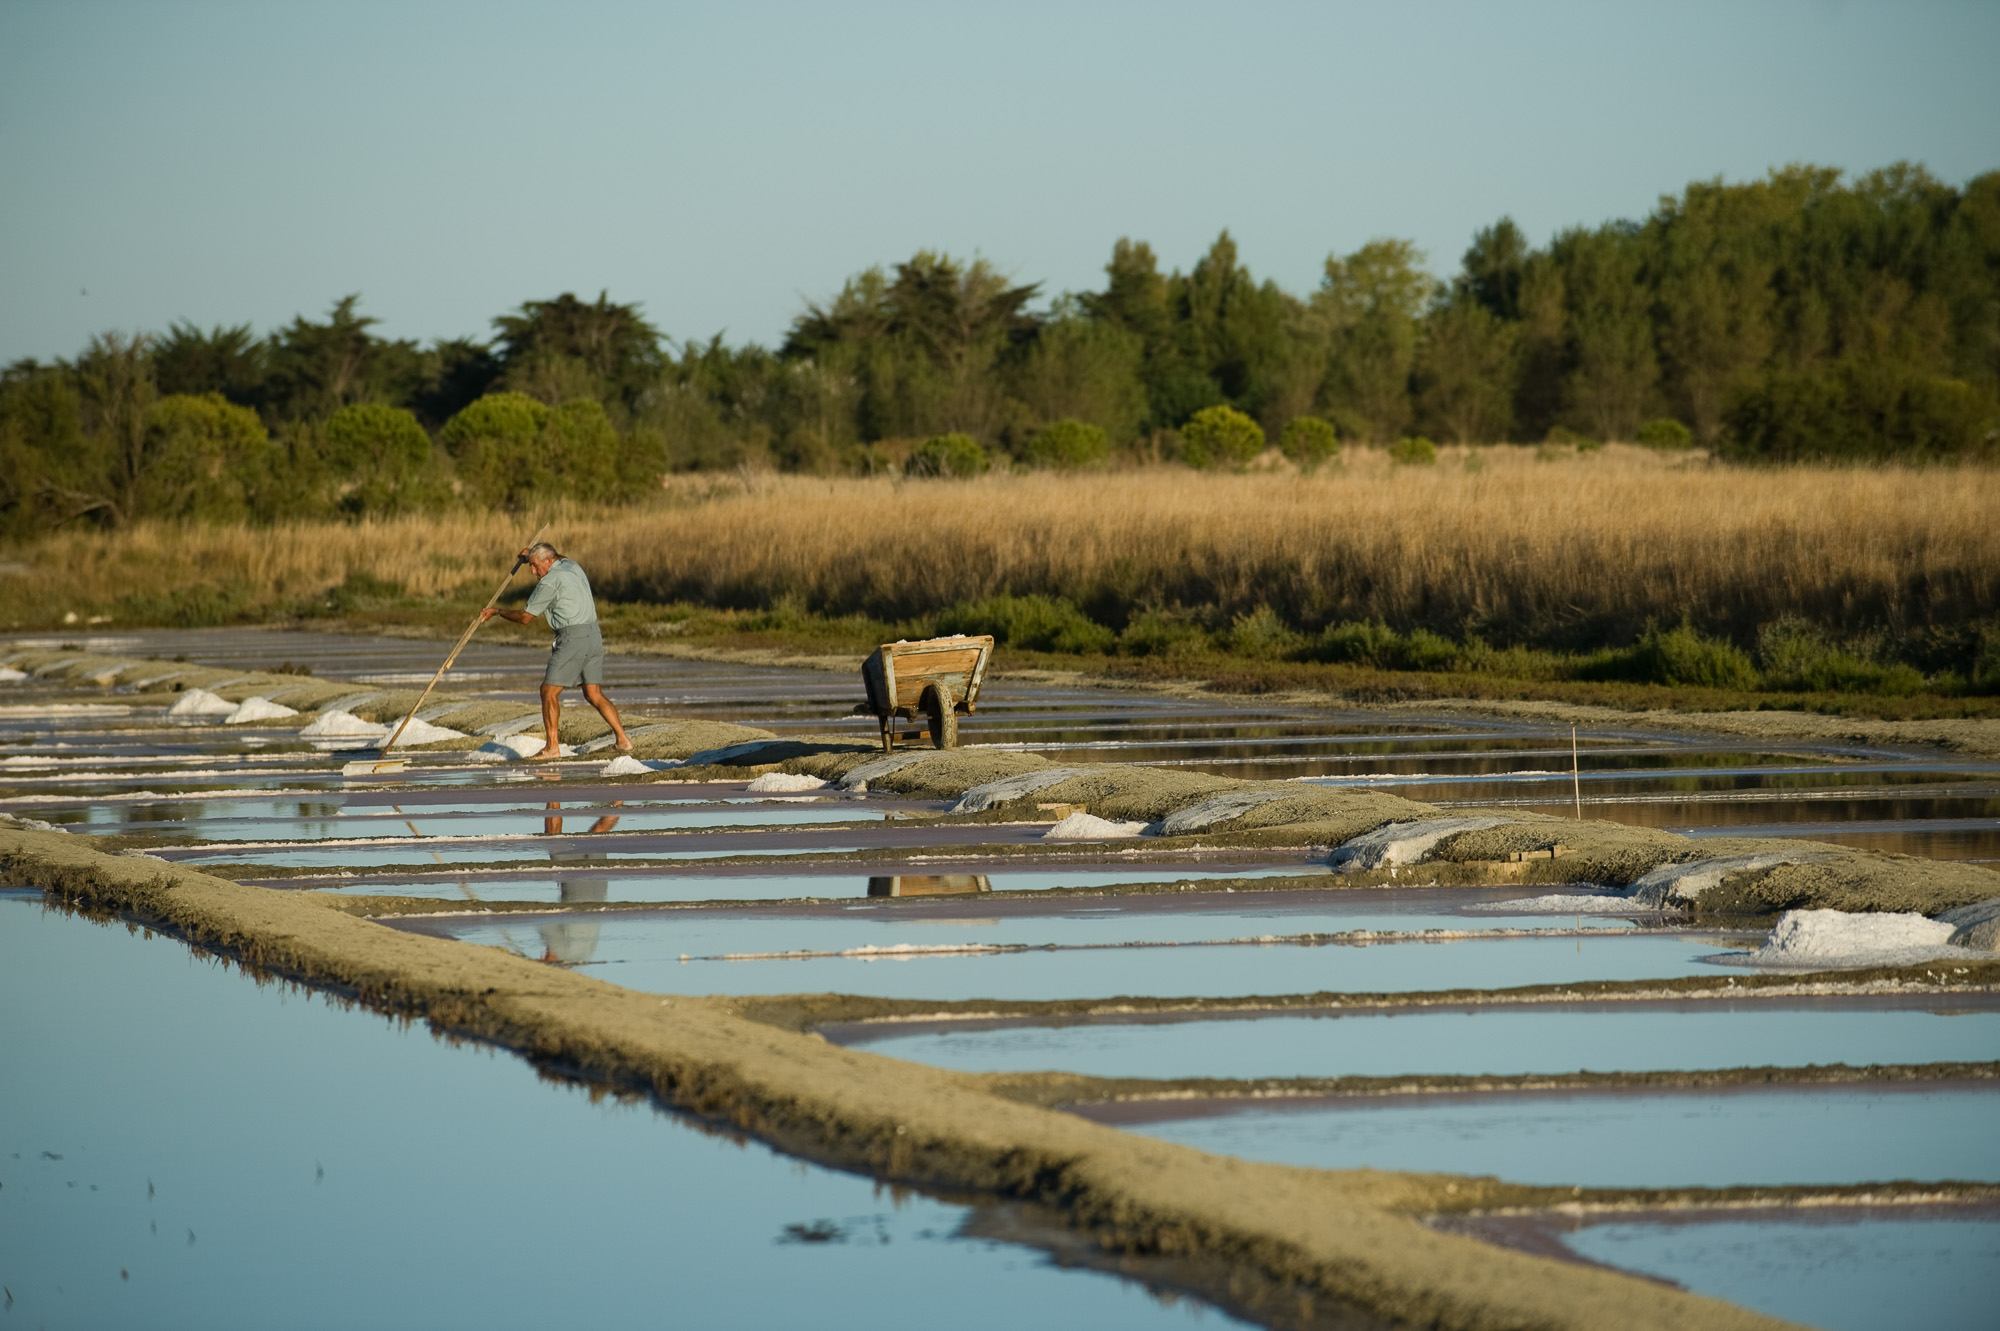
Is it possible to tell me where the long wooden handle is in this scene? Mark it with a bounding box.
[379,522,549,756]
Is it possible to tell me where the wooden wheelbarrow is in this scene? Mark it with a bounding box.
[855,634,994,751]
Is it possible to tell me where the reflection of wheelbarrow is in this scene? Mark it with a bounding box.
[855,634,995,751]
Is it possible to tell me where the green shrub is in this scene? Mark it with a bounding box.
[1972,631,2000,694]
[1117,608,1211,658]
[440,392,631,508]
[1756,618,1930,695]
[1225,606,1305,658]
[1313,620,1403,668]
[1583,624,1759,690]
[139,394,273,522]
[322,403,443,515]
[1181,405,1265,470]
[1637,416,1694,449]
[1399,628,1460,671]
[1279,416,1339,472]
[1021,419,1109,471]
[905,432,990,478]
[1722,362,1998,462]
[1387,436,1438,466]
[935,593,1112,654]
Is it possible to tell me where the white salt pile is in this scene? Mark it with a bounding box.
[1328,817,1510,872]
[600,755,650,776]
[471,733,572,761]
[836,752,937,792]
[224,696,299,724]
[1151,788,1305,836]
[0,667,27,683]
[949,768,1085,813]
[1722,908,1968,970]
[300,710,390,738]
[1045,811,1148,840]
[166,688,238,718]
[746,771,828,792]
[1475,892,1661,915]
[378,716,468,746]
[1940,899,2000,951]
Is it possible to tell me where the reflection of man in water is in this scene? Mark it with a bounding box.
[536,802,620,964]
[481,543,632,760]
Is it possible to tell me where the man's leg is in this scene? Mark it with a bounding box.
[581,684,631,751]
[536,683,564,758]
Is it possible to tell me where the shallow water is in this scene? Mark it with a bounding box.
[1559,1212,1999,1331]
[1105,1084,2000,1188]
[303,863,1336,902]
[839,1003,2000,1080]
[0,895,1244,1330]
[429,928,1739,1000]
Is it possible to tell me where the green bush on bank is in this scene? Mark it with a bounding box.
[934,593,1113,653]
[1021,419,1109,470]
[904,432,990,478]
[1279,416,1339,472]
[1181,405,1265,470]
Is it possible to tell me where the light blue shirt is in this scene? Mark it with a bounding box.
[523,558,598,630]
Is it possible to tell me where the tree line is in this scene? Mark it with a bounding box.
[2,162,1995,536]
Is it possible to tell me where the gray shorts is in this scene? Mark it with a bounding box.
[545,621,605,687]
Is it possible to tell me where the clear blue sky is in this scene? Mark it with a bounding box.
[3,0,1996,363]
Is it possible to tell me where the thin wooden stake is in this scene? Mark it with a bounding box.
[1572,724,1582,819]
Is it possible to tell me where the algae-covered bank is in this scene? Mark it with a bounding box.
[5,633,2000,1328]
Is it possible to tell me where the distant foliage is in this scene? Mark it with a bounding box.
[1636,416,1694,449]
[904,432,990,478]
[1022,418,1110,470]
[441,392,627,509]
[322,404,443,515]
[935,593,1112,653]
[1278,416,1339,471]
[1387,436,1438,466]
[2,163,1998,540]
[1181,405,1265,470]
[139,394,272,522]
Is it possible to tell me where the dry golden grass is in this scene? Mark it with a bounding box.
[10,446,1998,647]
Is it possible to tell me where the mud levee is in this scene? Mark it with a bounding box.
[0,827,1792,1331]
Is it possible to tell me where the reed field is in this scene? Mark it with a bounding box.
[8,447,1999,688]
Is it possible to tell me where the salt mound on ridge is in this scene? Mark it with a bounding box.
[0,667,27,683]
[1045,812,1147,840]
[379,716,468,746]
[1329,817,1509,872]
[224,696,299,724]
[1726,908,1964,970]
[167,688,237,718]
[301,710,390,738]
[747,771,827,792]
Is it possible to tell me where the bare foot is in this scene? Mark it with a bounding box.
[531,746,563,759]
[615,739,634,754]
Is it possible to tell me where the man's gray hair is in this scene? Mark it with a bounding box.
[527,542,560,561]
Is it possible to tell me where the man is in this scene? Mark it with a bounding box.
[482,543,631,759]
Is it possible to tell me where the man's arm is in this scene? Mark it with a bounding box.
[480,608,538,625]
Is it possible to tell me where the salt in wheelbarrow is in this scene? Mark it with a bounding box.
[855,634,994,751]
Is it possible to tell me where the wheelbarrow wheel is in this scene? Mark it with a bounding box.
[921,684,957,750]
